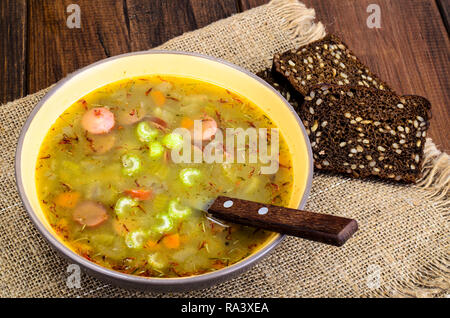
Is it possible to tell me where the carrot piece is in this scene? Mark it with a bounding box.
[162,233,180,249]
[180,117,194,129]
[124,189,152,200]
[150,90,166,106]
[55,192,80,208]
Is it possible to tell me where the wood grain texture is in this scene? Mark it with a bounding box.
[209,196,358,246]
[0,0,27,104]
[241,0,450,153]
[1,0,448,152]
[27,0,131,93]
[436,0,449,33]
[126,0,238,51]
[26,0,237,93]
[239,0,268,11]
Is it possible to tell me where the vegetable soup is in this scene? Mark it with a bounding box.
[36,76,293,277]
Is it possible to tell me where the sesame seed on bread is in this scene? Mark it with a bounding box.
[300,84,431,182]
[273,34,392,96]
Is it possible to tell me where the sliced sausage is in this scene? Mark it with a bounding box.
[73,201,108,227]
[81,107,115,134]
[201,115,217,140]
[192,115,217,141]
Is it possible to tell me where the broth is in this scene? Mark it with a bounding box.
[36,76,293,277]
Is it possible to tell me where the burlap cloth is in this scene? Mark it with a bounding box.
[0,0,448,298]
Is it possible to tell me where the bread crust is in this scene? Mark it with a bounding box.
[299,84,431,183]
[273,34,392,96]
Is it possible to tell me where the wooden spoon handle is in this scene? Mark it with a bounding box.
[208,196,358,247]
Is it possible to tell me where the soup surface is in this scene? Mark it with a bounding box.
[36,76,293,277]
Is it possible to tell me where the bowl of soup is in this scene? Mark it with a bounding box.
[15,51,313,291]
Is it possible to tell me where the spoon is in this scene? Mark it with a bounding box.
[197,196,358,247]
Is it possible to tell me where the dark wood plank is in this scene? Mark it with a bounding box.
[26,0,238,94]
[0,0,27,104]
[125,0,238,51]
[241,0,450,153]
[27,0,131,94]
[239,0,268,11]
[17,0,450,152]
[436,0,449,33]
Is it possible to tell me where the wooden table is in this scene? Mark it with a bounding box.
[1,0,448,152]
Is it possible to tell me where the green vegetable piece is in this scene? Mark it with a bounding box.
[121,154,142,176]
[179,168,201,186]
[136,121,158,143]
[154,214,173,233]
[125,230,147,249]
[162,132,183,150]
[168,198,191,219]
[114,196,139,217]
[149,141,164,158]
[90,234,115,246]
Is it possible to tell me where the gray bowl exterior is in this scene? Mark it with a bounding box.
[15,50,313,292]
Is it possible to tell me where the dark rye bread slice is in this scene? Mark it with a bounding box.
[273,34,392,96]
[256,68,303,109]
[300,84,431,183]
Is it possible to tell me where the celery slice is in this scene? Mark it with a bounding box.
[136,121,158,143]
[179,168,201,186]
[121,154,142,176]
[114,196,139,217]
[125,230,147,249]
[168,198,191,219]
[154,214,173,233]
[148,253,166,269]
[162,133,183,150]
[149,141,164,158]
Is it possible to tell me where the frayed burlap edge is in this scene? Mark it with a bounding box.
[377,140,449,298]
[366,139,449,297]
[271,0,326,47]
[417,139,450,201]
